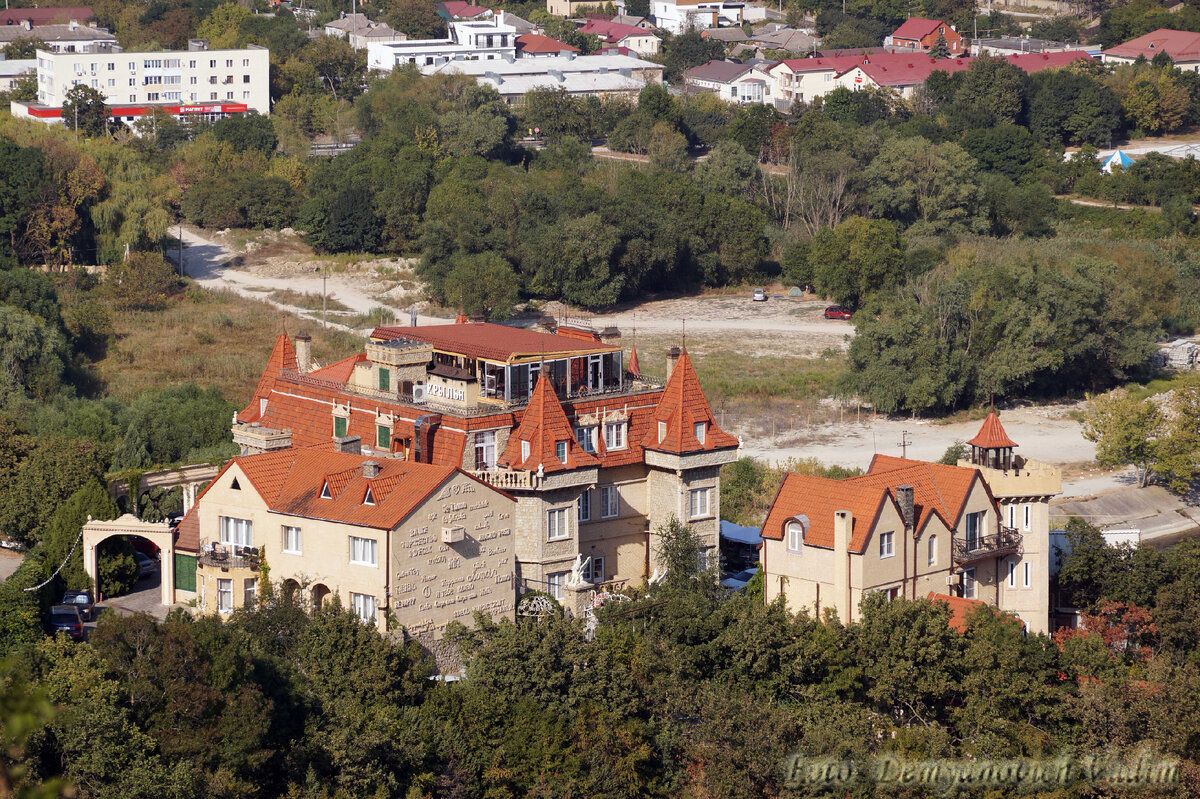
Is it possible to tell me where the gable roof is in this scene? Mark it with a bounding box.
[225,447,467,530]
[498,375,599,473]
[891,17,948,41]
[308,353,366,383]
[438,0,492,18]
[578,18,656,44]
[1104,28,1200,61]
[642,348,738,454]
[847,55,972,87]
[859,455,986,533]
[0,6,93,25]
[761,472,895,551]
[685,59,753,83]
[967,411,1017,449]
[516,32,578,53]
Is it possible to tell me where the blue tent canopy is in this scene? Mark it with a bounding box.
[1102,150,1134,172]
[720,520,762,546]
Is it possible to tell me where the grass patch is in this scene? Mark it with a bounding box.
[96,285,363,404]
[1124,371,1200,402]
[268,290,351,312]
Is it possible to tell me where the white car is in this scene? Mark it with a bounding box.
[752,288,767,302]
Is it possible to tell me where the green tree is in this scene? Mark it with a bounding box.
[647,121,690,173]
[61,84,109,137]
[102,252,182,312]
[653,516,711,589]
[809,216,906,309]
[2,37,47,59]
[42,481,120,592]
[864,136,985,234]
[1081,388,1162,488]
[210,111,277,154]
[195,2,250,49]
[0,436,108,546]
[929,30,950,59]
[386,0,448,39]
[442,251,520,320]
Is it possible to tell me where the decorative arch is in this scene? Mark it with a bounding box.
[82,514,176,606]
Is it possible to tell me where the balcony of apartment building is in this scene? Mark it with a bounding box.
[952,525,1021,566]
[467,466,543,490]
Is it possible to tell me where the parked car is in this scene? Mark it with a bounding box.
[752,288,767,302]
[720,567,759,592]
[135,551,158,579]
[60,589,95,622]
[0,538,23,550]
[127,535,160,558]
[46,605,85,641]
[823,305,852,320]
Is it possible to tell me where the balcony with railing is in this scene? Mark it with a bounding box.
[469,467,542,490]
[197,540,261,570]
[952,526,1022,566]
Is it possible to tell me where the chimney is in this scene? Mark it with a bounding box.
[22,19,32,31]
[295,331,312,373]
[334,435,362,455]
[833,510,852,624]
[362,460,381,479]
[413,414,439,463]
[895,485,915,532]
[666,346,681,374]
[69,19,80,30]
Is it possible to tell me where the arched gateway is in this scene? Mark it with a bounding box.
[82,514,177,607]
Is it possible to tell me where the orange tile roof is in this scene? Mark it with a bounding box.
[966,411,1017,449]
[927,592,988,633]
[308,353,366,383]
[370,322,617,363]
[499,375,600,473]
[858,455,986,534]
[627,345,641,378]
[642,348,738,455]
[230,447,460,529]
[761,472,894,551]
[240,334,298,422]
[431,428,467,468]
[516,32,578,53]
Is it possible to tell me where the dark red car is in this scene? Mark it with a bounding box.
[824,306,853,320]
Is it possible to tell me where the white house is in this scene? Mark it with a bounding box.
[684,59,772,104]
[368,15,519,71]
[11,41,270,126]
[0,58,36,92]
[652,0,743,35]
[323,13,406,50]
[425,52,663,102]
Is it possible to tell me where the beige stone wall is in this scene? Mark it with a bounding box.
[856,502,909,593]
[392,471,516,639]
[996,498,1051,635]
[578,463,650,584]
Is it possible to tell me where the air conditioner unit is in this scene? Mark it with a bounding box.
[946,574,959,586]
[412,384,428,403]
[442,525,465,544]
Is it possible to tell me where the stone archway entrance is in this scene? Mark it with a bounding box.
[82,514,176,607]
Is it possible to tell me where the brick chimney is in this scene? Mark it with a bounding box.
[362,460,380,479]
[666,346,681,374]
[895,485,915,532]
[833,510,852,624]
[295,331,312,373]
[334,435,361,455]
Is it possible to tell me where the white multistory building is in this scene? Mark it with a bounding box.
[11,39,270,126]
[367,15,519,71]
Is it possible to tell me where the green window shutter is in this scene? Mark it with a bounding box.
[378,367,390,391]
[377,425,389,449]
[334,416,347,438]
[174,553,197,592]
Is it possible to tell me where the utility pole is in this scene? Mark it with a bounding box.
[322,268,327,329]
[899,430,911,459]
[178,222,184,276]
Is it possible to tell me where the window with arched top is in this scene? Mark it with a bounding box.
[927,534,937,566]
[786,521,804,553]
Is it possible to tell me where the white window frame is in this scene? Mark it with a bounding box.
[603,421,626,451]
[219,516,253,548]
[474,430,496,470]
[350,592,376,624]
[927,534,936,566]
[658,421,667,442]
[600,486,619,519]
[575,425,597,453]
[584,556,605,583]
[787,521,803,553]
[217,578,233,613]
[546,571,569,600]
[547,508,568,540]
[556,440,568,463]
[693,421,706,445]
[963,568,976,600]
[349,536,378,567]
[578,490,591,523]
[688,487,710,519]
[243,577,257,607]
[879,530,894,559]
[521,440,530,461]
[282,525,302,554]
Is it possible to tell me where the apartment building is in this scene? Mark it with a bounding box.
[367,16,519,71]
[759,414,1056,633]
[11,40,269,125]
[174,447,517,641]
[231,322,738,611]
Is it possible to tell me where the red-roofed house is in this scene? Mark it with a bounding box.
[833,55,973,97]
[516,32,578,56]
[230,322,738,615]
[1103,28,1200,69]
[759,450,1042,627]
[577,18,661,56]
[886,17,964,55]
[179,447,516,641]
[437,0,494,20]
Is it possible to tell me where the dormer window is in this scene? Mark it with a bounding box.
[556,440,568,463]
[787,521,803,553]
[694,421,707,445]
[658,421,667,442]
[363,487,375,506]
[320,481,332,499]
[521,440,531,461]
[575,425,597,453]
[604,421,626,450]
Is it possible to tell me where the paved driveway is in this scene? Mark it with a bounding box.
[98,569,170,622]
[0,550,23,582]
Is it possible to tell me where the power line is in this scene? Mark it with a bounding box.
[23,528,83,593]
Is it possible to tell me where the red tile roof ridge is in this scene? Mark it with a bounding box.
[499,375,599,473]
[966,411,1018,449]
